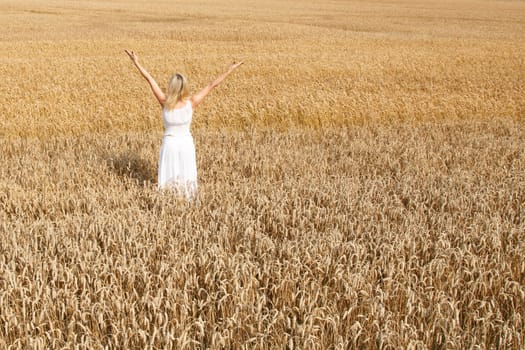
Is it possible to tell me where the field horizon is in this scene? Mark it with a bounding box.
[1,0,524,138]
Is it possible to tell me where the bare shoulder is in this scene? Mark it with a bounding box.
[189,96,196,109]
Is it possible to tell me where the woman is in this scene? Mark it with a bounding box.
[124,49,243,200]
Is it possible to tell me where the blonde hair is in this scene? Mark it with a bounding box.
[164,73,190,110]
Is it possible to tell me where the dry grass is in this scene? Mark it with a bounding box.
[1,121,524,348]
[1,0,524,348]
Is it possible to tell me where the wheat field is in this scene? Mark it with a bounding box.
[1,0,524,349]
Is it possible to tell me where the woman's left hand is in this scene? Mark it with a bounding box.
[124,49,139,63]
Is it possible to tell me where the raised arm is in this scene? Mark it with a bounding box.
[124,50,166,107]
[190,61,244,109]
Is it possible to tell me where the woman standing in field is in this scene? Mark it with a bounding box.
[124,50,243,200]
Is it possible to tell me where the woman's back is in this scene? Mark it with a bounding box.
[158,98,197,198]
[162,100,193,137]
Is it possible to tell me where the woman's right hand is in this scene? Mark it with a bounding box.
[124,49,139,64]
[228,61,244,72]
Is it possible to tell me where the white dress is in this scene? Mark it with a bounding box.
[158,100,197,199]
